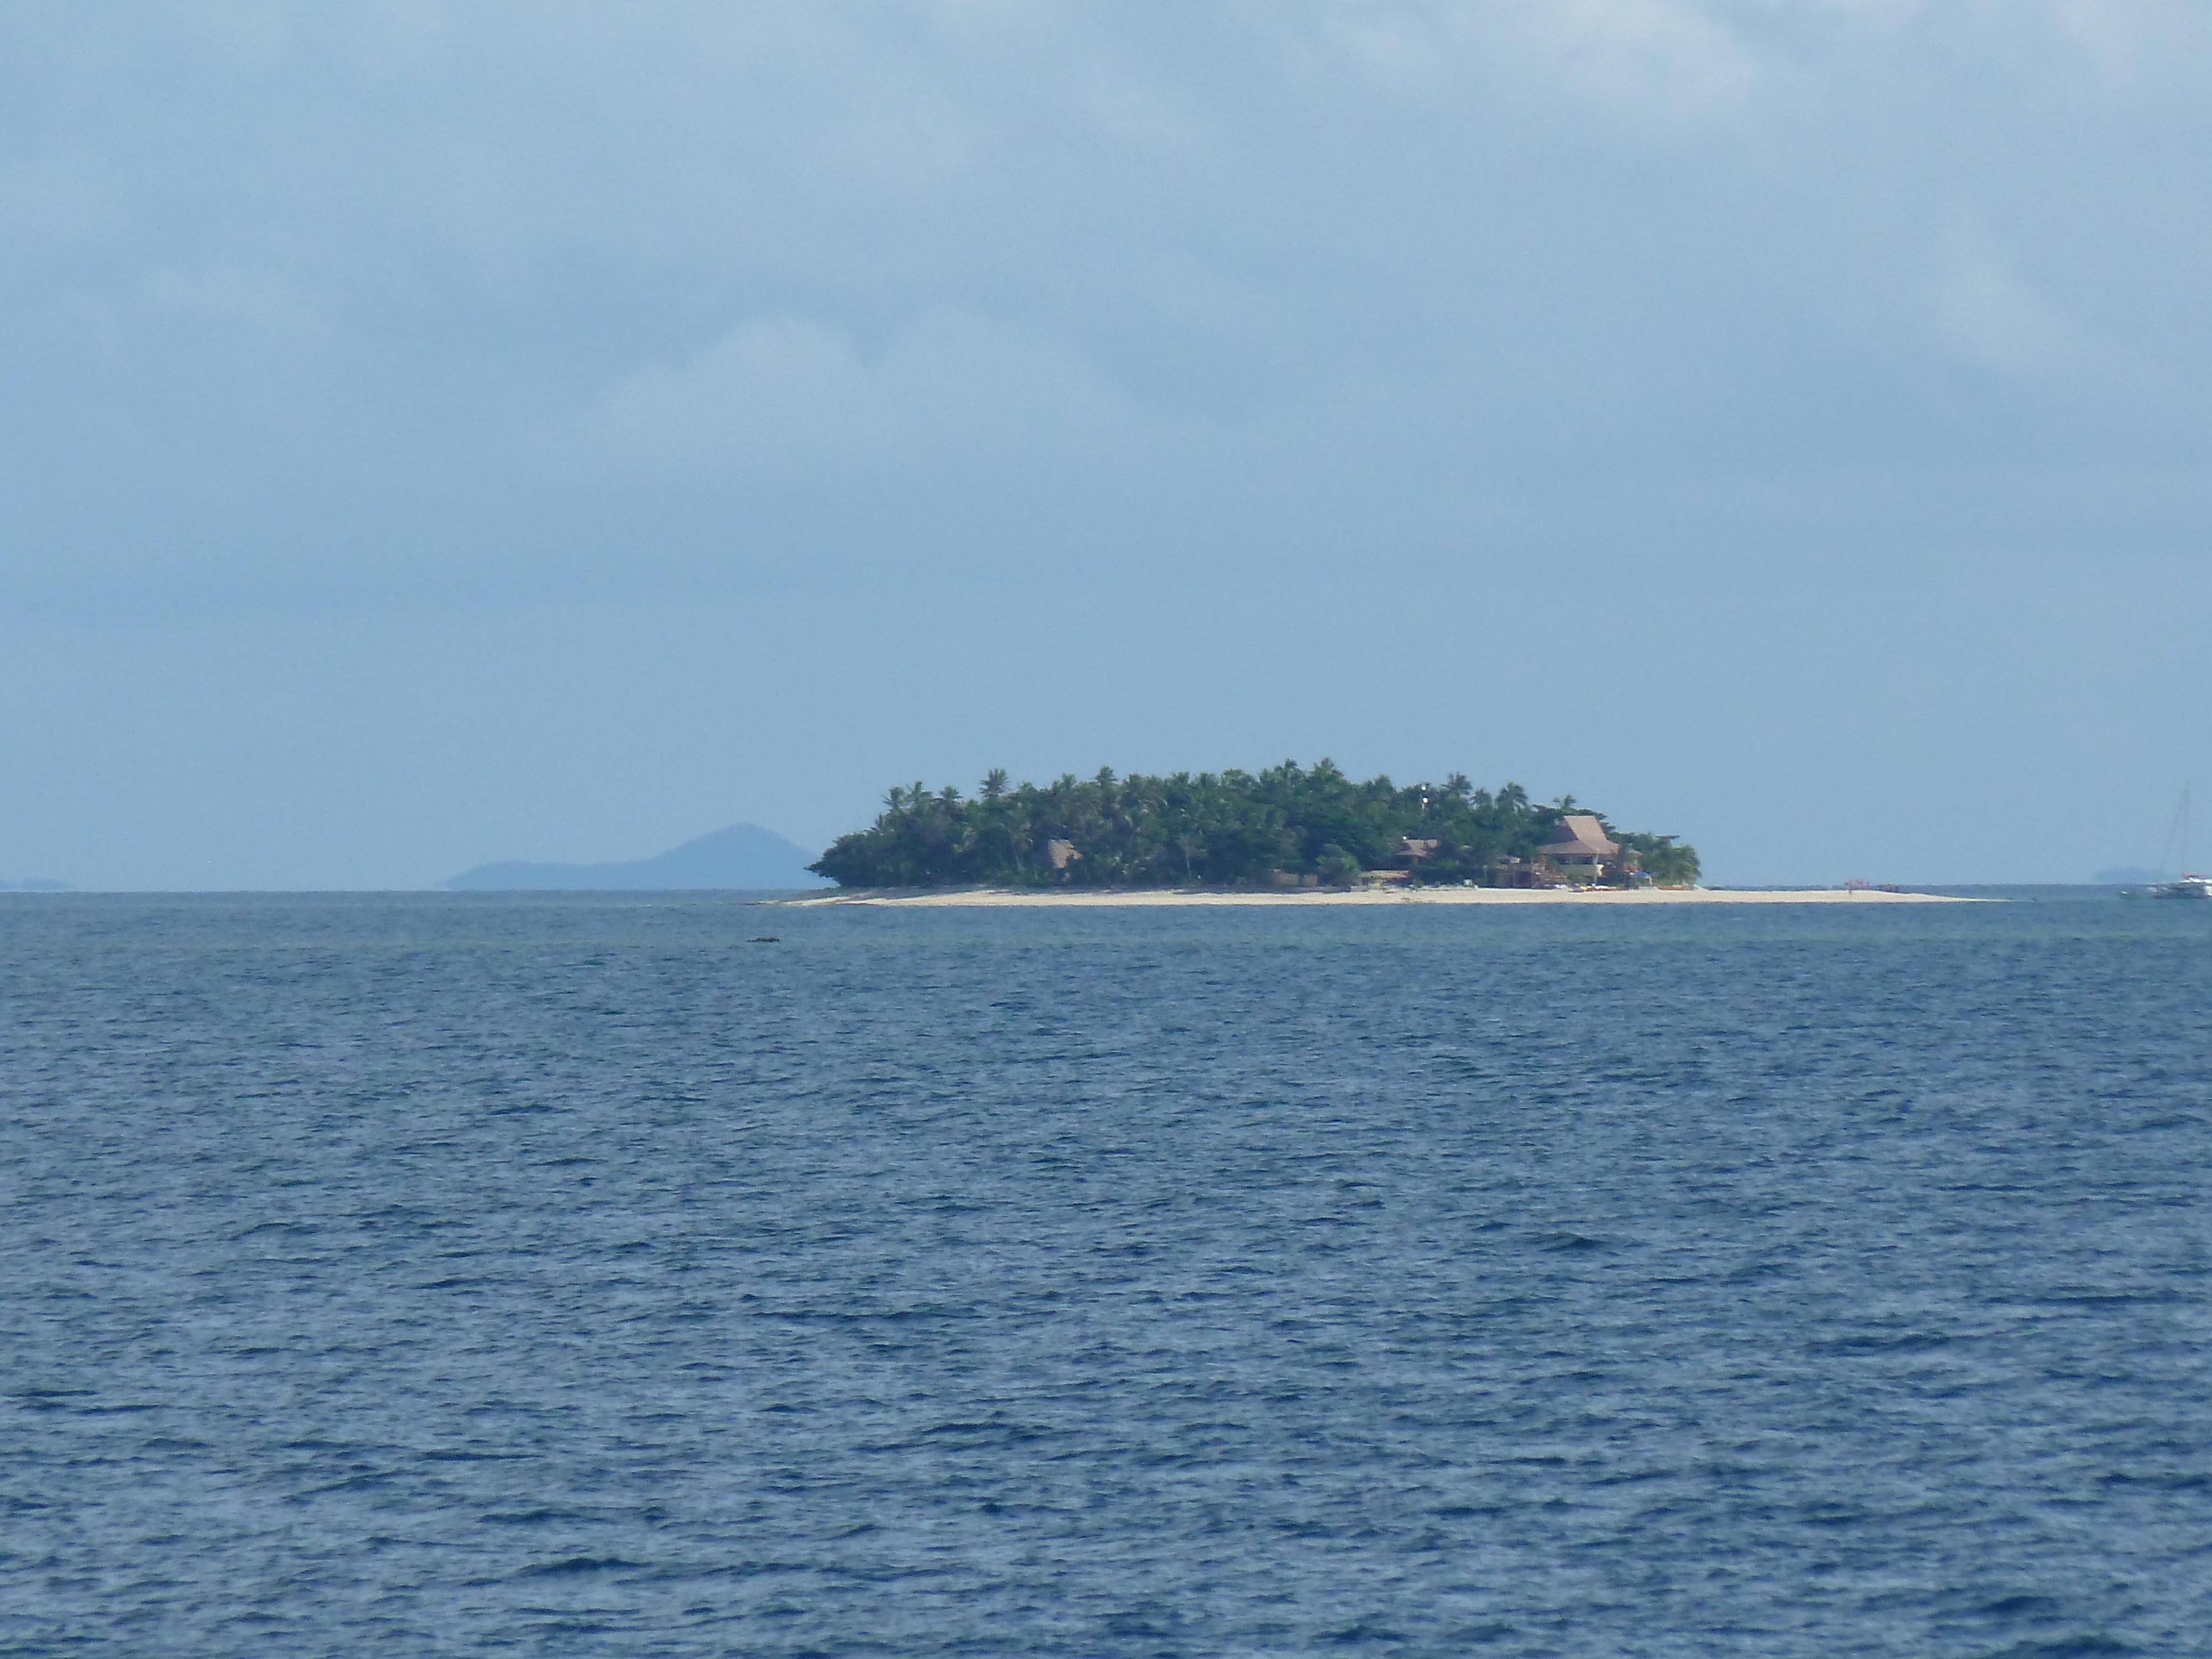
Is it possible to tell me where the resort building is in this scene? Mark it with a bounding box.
[1535,815,1621,883]
[1397,837,1442,869]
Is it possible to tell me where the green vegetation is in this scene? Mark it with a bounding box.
[809,760,1698,889]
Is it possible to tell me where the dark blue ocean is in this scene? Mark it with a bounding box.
[3,892,2208,1656]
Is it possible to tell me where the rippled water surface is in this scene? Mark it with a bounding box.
[3,892,2209,1656]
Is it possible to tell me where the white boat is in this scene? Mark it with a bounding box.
[2141,786,2208,898]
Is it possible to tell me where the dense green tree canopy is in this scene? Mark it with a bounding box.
[810,761,1699,889]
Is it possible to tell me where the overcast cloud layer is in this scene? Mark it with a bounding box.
[4,2,2210,887]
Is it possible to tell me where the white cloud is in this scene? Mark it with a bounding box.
[597,311,1138,476]
[160,0,299,68]
[2,0,2209,614]
[0,159,112,262]
[1077,70,1212,159]
[1931,221,2098,377]
[143,264,317,337]
[1260,0,1770,124]
[1511,0,1766,112]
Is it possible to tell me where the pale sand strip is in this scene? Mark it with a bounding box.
[784,886,1973,908]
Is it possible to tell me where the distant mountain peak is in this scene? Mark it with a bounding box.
[446,823,828,891]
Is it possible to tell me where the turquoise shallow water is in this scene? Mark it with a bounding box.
[2,892,2208,1655]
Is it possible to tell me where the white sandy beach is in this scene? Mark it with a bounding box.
[785,886,1971,908]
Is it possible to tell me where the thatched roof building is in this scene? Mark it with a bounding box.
[1536,815,1619,861]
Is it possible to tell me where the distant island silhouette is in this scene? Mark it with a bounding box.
[447,824,829,891]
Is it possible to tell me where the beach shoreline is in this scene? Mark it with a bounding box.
[780,886,1974,908]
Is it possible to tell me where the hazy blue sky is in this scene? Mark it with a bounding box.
[4,1,2209,888]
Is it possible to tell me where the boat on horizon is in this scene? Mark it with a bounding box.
[2140,786,2208,898]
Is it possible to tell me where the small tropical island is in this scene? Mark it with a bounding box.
[808,759,1698,891]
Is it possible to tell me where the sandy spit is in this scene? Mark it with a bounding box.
[780,886,1974,908]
